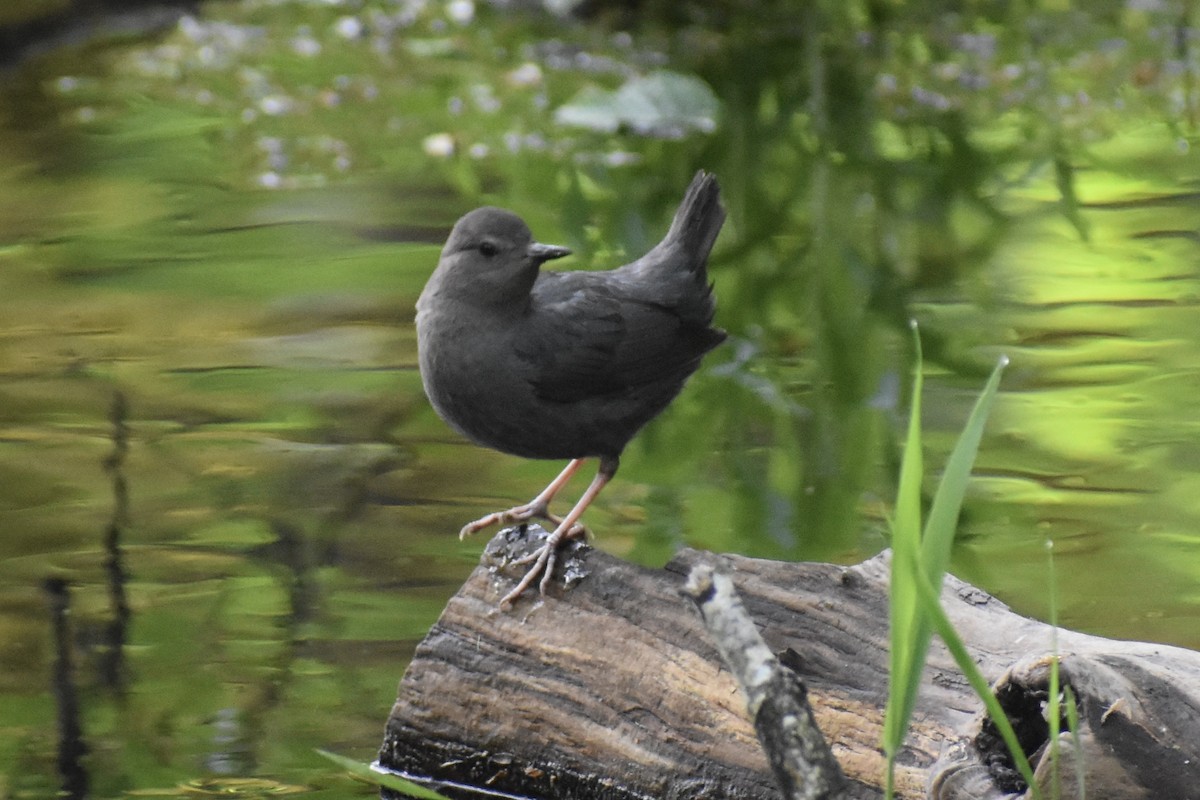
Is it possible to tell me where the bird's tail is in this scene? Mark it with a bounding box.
[662,170,725,275]
[620,170,726,328]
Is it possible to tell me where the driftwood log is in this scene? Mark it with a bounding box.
[379,525,1200,799]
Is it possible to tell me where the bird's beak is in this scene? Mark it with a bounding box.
[528,242,571,263]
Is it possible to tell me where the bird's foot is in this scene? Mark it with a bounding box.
[460,501,584,540]
[498,524,585,609]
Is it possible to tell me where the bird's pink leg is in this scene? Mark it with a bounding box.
[499,457,617,608]
[459,458,586,540]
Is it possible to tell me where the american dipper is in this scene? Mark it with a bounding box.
[416,170,726,607]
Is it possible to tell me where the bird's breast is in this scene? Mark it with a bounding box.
[416,307,540,448]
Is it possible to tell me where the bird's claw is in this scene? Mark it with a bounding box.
[460,503,585,540]
[459,510,512,540]
[499,543,559,608]
[497,523,589,608]
[459,504,540,539]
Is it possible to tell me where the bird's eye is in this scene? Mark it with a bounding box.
[478,241,499,257]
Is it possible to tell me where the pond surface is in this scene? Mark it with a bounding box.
[3,1,1200,796]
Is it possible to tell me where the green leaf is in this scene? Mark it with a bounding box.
[883,322,925,779]
[902,553,1041,798]
[1065,686,1087,799]
[920,354,1008,591]
[1047,542,1062,800]
[554,70,720,138]
[553,85,624,134]
[894,324,926,551]
[883,331,1008,799]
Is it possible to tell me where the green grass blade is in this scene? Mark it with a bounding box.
[903,552,1042,798]
[1065,685,1086,799]
[920,355,1008,587]
[894,321,925,555]
[315,749,454,799]
[1049,650,1062,800]
[882,322,925,781]
[883,341,1008,799]
[1047,540,1062,800]
[892,354,1008,758]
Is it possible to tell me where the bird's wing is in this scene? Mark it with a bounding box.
[515,272,716,404]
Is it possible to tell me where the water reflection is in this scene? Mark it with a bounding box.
[45,578,89,800]
[918,203,1200,643]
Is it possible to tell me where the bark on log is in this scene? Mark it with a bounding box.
[378,525,1200,800]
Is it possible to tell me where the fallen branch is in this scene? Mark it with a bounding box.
[683,556,846,800]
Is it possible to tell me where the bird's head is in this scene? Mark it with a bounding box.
[425,206,571,309]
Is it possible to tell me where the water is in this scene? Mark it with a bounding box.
[2,1,1200,797]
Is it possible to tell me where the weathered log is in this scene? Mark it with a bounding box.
[378,525,1200,799]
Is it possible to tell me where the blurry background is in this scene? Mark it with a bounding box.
[3,0,1200,796]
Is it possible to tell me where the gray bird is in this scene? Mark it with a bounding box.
[416,170,726,607]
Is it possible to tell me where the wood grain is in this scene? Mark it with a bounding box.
[379,525,1200,799]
